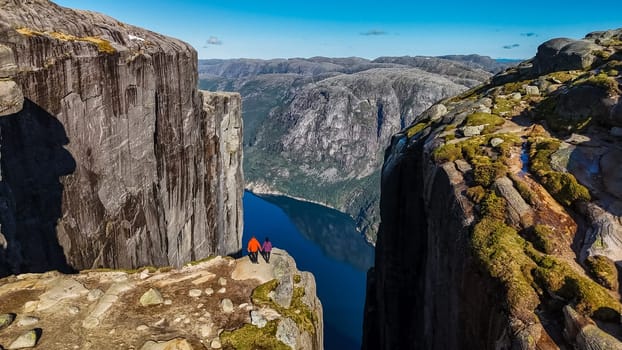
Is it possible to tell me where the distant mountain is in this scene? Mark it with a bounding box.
[199,55,515,242]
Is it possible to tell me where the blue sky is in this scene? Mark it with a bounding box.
[54,0,621,60]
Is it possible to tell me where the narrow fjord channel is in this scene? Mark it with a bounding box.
[242,191,374,350]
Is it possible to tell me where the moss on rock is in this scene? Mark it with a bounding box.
[585,255,619,291]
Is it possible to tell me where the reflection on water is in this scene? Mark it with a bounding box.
[243,191,374,350]
[260,194,375,271]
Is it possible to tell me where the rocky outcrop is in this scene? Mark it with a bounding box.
[0,0,243,275]
[0,249,323,349]
[364,28,622,349]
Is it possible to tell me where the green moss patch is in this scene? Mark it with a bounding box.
[572,72,620,94]
[530,225,555,254]
[480,191,507,220]
[530,253,620,321]
[221,321,290,350]
[464,112,505,134]
[406,122,429,138]
[471,218,539,317]
[585,255,619,291]
[528,138,590,206]
[466,186,486,203]
[471,156,507,187]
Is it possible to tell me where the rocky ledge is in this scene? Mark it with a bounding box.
[364,28,622,349]
[0,248,322,349]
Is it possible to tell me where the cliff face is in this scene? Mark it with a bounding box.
[0,249,323,350]
[200,58,498,242]
[0,0,243,275]
[364,29,622,349]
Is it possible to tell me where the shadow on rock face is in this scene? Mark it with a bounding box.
[0,98,76,276]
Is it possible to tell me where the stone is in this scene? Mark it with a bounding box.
[251,310,267,328]
[0,313,15,329]
[140,288,164,306]
[139,339,194,350]
[67,306,80,315]
[153,318,166,327]
[276,318,299,349]
[164,299,173,305]
[204,288,214,296]
[601,150,622,200]
[493,177,533,227]
[136,325,149,331]
[217,288,226,294]
[510,92,522,101]
[210,339,222,349]
[16,316,38,327]
[87,289,104,302]
[8,329,39,349]
[218,277,227,286]
[525,85,540,96]
[272,275,293,308]
[188,289,202,297]
[220,299,234,313]
[139,269,150,280]
[461,125,486,137]
[422,104,448,122]
[490,138,504,147]
[0,44,17,78]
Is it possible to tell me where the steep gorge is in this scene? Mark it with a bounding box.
[364,28,622,349]
[0,0,243,275]
[200,57,507,241]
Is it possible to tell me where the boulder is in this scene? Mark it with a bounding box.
[461,125,486,137]
[272,275,293,308]
[8,329,39,349]
[525,85,540,96]
[555,85,614,127]
[490,138,504,147]
[493,177,533,227]
[220,299,234,313]
[0,313,15,330]
[276,318,299,350]
[140,288,164,306]
[534,38,602,74]
[422,104,448,122]
[611,126,622,137]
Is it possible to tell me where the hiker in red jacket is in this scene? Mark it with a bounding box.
[247,236,261,264]
[261,237,272,263]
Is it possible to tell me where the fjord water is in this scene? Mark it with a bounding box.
[243,191,374,349]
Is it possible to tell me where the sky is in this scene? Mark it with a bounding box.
[54,0,621,60]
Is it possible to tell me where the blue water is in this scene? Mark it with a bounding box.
[243,191,374,350]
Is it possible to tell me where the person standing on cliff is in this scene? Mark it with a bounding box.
[247,236,261,264]
[261,237,272,263]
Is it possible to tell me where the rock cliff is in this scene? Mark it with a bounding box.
[200,58,501,242]
[0,248,323,350]
[364,28,622,349]
[0,0,243,275]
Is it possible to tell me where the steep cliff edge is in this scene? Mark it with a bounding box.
[0,249,323,350]
[200,58,498,242]
[0,0,243,275]
[364,29,622,349]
